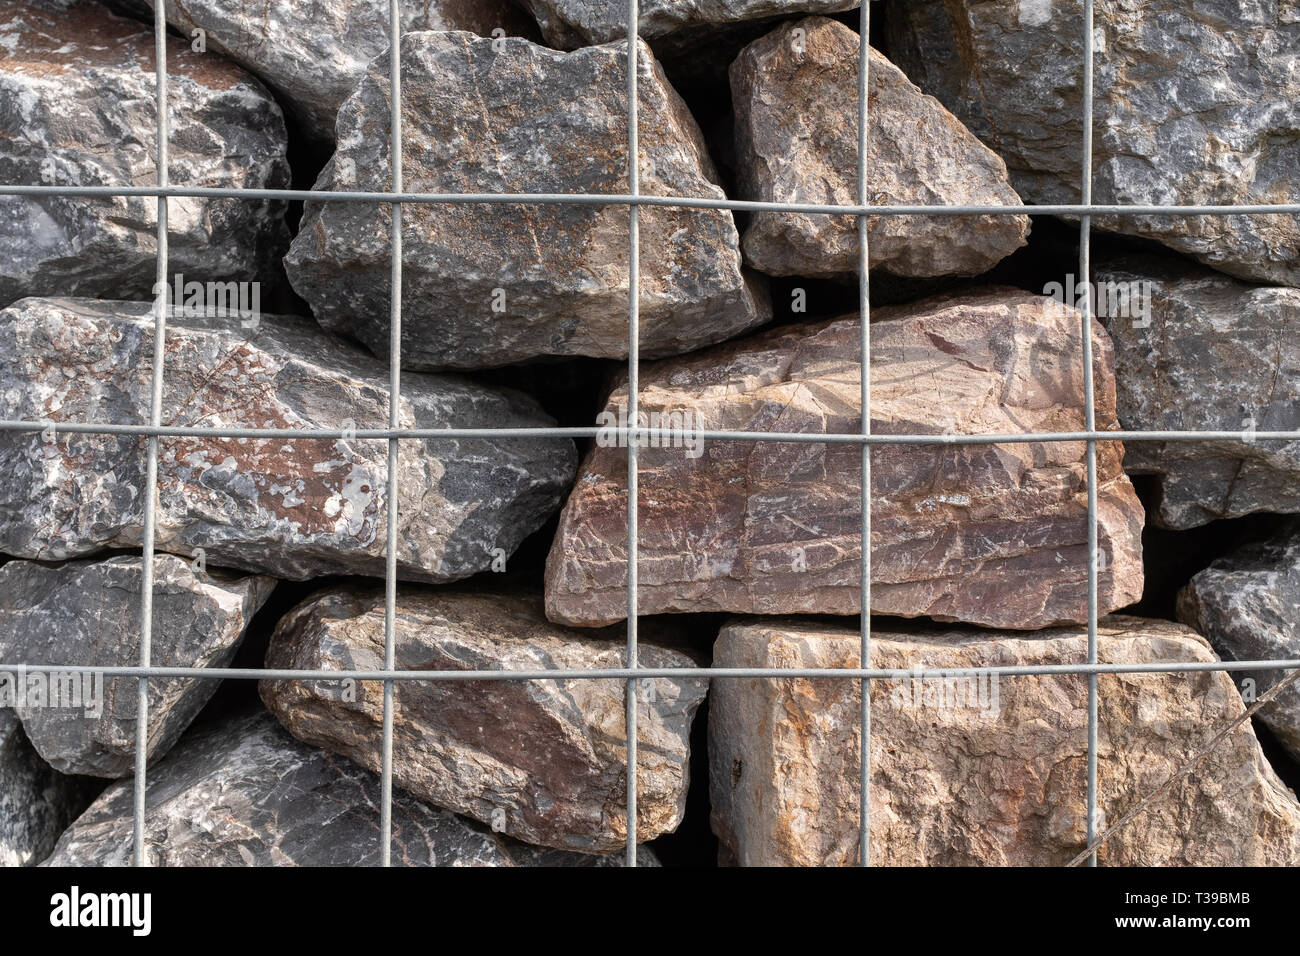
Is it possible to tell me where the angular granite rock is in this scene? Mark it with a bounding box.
[546,289,1145,630]
[886,0,1300,287]
[519,0,857,47]
[0,2,289,307]
[1096,255,1300,528]
[260,588,708,853]
[138,1,539,141]
[0,555,273,777]
[1,708,98,866]
[711,615,1300,866]
[43,710,654,866]
[731,18,1029,279]
[0,297,577,579]
[1178,521,1300,762]
[285,32,770,370]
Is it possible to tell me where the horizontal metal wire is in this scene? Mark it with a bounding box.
[2,659,1297,681]
[1,183,1297,217]
[2,420,1295,444]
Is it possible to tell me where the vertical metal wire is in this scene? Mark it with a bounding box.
[379,0,404,868]
[857,0,873,869]
[1079,0,1100,868]
[133,0,170,869]
[624,0,641,869]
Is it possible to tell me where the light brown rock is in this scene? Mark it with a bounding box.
[731,18,1029,280]
[710,615,1300,866]
[545,288,1144,630]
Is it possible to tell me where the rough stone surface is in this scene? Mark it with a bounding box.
[139,1,538,142]
[43,710,655,866]
[886,0,1300,287]
[260,588,708,853]
[1,708,98,866]
[0,297,577,580]
[731,18,1029,279]
[1097,255,1300,528]
[0,555,273,778]
[519,0,857,47]
[546,288,1144,630]
[0,2,290,307]
[285,32,770,370]
[1178,521,1300,762]
[710,615,1300,866]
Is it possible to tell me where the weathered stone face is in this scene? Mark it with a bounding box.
[710,615,1300,866]
[1,708,99,866]
[0,297,577,580]
[546,289,1145,630]
[42,710,655,866]
[731,18,1029,279]
[1096,255,1300,528]
[285,32,770,371]
[0,555,274,778]
[1178,521,1300,763]
[260,588,708,854]
[0,2,290,308]
[137,1,538,142]
[885,0,1300,287]
[518,0,858,47]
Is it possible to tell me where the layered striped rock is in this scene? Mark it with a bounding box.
[285,32,769,370]
[0,297,576,580]
[731,18,1029,279]
[1178,520,1300,762]
[1097,256,1300,528]
[886,0,1300,287]
[1,708,98,866]
[546,289,1145,630]
[134,0,538,141]
[0,555,273,778]
[0,2,289,307]
[44,711,656,866]
[260,588,707,854]
[710,616,1300,866]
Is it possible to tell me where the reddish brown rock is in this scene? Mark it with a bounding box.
[545,289,1145,630]
[710,616,1300,866]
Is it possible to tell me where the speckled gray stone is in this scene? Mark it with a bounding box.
[1178,521,1300,762]
[1,708,98,866]
[0,555,274,778]
[731,18,1029,279]
[0,297,577,580]
[1097,255,1300,528]
[42,710,656,866]
[0,2,289,307]
[285,31,770,370]
[886,0,1300,287]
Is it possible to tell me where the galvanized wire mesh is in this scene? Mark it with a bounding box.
[1,0,1300,868]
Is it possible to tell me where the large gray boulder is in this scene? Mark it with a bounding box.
[0,555,274,778]
[43,710,655,866]
[261,588,708,854]
[135,1,538,142]
[731,18,1029,279]
[1097,255,1300,528]
[285,32,770,370]
[885,0,1300,287]
[546,288,1145,630]
[1178,521,1300,762]
[0,2,289,308]
[711,615,1300,866]
[1,708,98,866]
[0,297,577,580]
